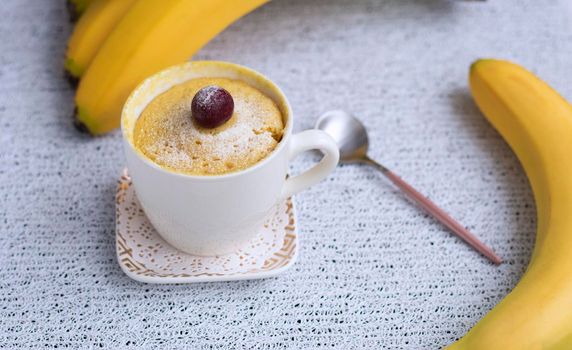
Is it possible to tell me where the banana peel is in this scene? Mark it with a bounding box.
[74,0,268,135]
[65,0,138,79]
[446,59,572,349]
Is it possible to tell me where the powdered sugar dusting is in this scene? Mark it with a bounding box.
[133,78,284,175]
[198,85,220,108]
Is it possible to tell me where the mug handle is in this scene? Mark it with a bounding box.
[281,129,340,199]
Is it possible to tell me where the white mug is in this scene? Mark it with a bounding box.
[122,61,339,256]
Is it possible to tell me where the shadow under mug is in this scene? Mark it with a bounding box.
[121,61,339,256]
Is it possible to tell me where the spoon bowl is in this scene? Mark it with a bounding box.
[315,110,369,163]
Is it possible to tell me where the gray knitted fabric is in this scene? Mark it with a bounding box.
[1,0,571,348]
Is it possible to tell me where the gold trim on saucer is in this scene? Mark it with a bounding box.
[115,170,297,280]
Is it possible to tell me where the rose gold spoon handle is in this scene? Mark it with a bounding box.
[365,157,502,265]
[316,110,502,265]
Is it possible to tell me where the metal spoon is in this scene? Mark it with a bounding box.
[316,110,502,265]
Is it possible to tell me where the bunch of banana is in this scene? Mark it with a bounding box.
[446,60,572,349]
[65,0,268,135]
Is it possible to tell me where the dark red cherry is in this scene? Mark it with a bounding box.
[191,85,234,129]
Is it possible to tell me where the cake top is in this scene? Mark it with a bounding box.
[134,77,284,175]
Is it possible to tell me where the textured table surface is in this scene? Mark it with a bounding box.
[1,0,571,349]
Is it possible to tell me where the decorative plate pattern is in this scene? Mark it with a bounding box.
[115,170,298,283]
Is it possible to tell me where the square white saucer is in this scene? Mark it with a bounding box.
[115,170,298,284]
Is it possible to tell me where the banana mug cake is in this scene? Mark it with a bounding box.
[122,61,339,256]
[133,77,284,175]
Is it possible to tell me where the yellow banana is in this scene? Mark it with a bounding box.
[65,0,137,79]
[75,0,268,135]
[446,60,572,349]
[67,0,94,20]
